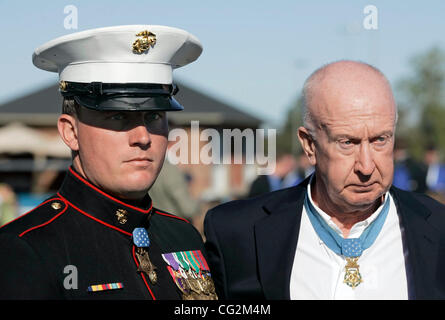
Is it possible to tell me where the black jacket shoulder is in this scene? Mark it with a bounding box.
[0,196,66,299]
[391,187,445,233]
[0,195,67,237]
[206,183,306,224]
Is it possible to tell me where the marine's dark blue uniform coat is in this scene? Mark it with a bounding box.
[0,167,206,300]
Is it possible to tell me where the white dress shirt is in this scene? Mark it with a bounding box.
[290,179,409,300]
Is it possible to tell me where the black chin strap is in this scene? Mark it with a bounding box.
[60,81,179,97]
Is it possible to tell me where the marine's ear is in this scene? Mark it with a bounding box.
[297,126,316,166]
[57,114,79,152]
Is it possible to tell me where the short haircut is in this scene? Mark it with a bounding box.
[62,97,80,116]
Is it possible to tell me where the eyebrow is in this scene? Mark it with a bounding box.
[331,130,394,141]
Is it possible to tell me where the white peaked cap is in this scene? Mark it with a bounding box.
[32,25,203,84]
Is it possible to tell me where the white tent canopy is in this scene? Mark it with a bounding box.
[0,122,70,157]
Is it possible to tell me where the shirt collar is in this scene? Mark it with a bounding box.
[57,166,153,235]
[306,173,390,239]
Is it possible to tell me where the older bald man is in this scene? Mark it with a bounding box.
[204,60,445,300]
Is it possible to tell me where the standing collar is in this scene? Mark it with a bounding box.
[57,166,153,235]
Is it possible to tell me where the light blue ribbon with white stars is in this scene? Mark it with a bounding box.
[304,193,390,257]
[132,227,151,248]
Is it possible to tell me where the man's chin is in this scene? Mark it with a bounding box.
[344,191,384,211]
[115,188,151,201]
[114,180,155,201]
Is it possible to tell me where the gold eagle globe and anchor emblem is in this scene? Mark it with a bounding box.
[115,208,129,224]
[59,80,68,92]
[132,30,157,54]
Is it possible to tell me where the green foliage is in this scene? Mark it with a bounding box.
[275,95,304,155]
[396,47,445,160]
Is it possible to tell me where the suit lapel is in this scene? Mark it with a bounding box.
[254,180,308,299]
[391,187,442,299]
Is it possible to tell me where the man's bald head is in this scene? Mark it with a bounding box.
[301,60,398,137]
[297,60,398,217]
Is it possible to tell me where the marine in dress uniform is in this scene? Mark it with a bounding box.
[0,25,217,300]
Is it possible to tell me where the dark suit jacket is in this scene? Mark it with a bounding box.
[248,175,271,198]
[204,177,445,300]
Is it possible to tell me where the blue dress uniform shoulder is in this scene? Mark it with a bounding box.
[150,206,204,251]
[0,196,68,238]
[152,207,191,223]
[0,232,62,299]
[0,196,67,299]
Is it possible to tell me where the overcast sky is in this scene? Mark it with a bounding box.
[0,0,444,127]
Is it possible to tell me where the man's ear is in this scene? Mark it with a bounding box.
[297,126,316,166]
[57,114,79,151]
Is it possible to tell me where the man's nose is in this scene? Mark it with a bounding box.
[129,118,151,148]
[354,142,375,177]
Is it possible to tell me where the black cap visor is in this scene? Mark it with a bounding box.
[61,82,183,111]
[73,94,183,111]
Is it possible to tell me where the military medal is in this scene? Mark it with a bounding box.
[162,250,218,300]
[133,227,158,285]
[343,257,363,288]
[135,247,158,284]
[340,239,364,288]
[304,193,391,289]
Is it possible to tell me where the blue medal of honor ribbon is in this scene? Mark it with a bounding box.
[132,227,151,248]
[304,193,390,257]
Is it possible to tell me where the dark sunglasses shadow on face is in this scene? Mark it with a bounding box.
[77,107,169,136]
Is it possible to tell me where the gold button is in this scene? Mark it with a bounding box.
[51,202,62,210]
[115,209,128,224]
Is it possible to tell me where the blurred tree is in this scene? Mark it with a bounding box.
[396,47,445,159]
[276,95,304,155]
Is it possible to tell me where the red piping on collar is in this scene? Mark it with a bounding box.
[154,210,189,223]
[58,193,132,237]
[132,245,156,300]
[0,197,61,230]
[19,198,69,238]
[68,167,153,214]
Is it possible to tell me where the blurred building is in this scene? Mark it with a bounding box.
[0,82,263,217]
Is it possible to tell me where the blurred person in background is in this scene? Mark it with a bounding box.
[392,138,427,193]
[295,150,314,183]
[0,183,18,226]
[424,144,445,203]
[149,141,201,226]
[247,152,297,198]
